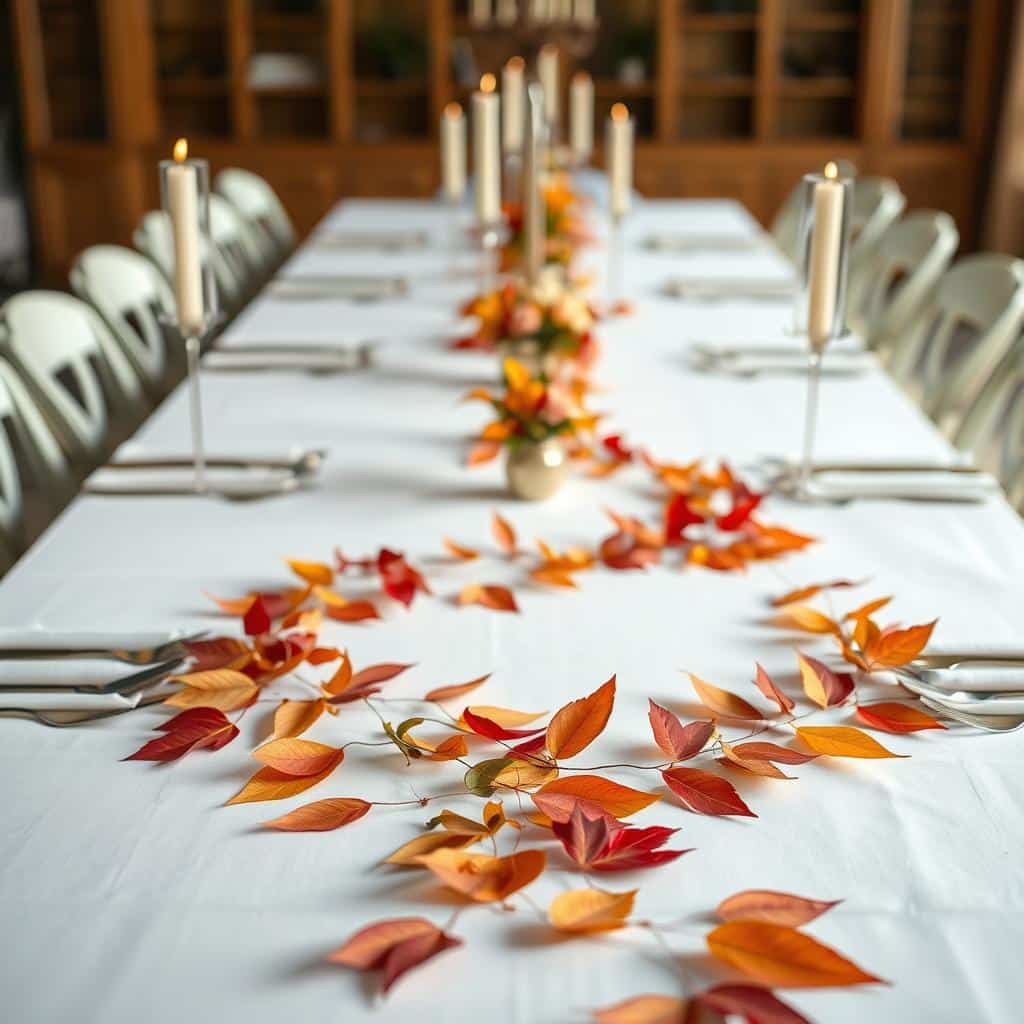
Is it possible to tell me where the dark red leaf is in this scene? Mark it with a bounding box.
[662,766,756,818]
[697,984,812,1024]
[125,707,238,762]
[243,596,272,636]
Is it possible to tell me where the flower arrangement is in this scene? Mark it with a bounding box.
[454,273,600,377]
[500,172,593,272]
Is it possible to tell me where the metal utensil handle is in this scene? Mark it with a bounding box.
[185,334,207,493]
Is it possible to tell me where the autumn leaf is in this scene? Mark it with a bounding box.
[424,673,491,703]
[286,558,334,586]
[263,798,371,832]
[124,707,238,762]
[547,676,616,759]
[796,725,907,759]
[243,596,272,636]
[443,537,480,561]
[429,800,510,839]
[458,583,519,613]
[378,549,432,608]
[696,984,812,1024]
[662,766,756,817]
[706,921,883,988]
[716,889,841,927]
[777,605,840,635]
[164,668,259,713]
[253,738,345,777]
[718,743,793,780]
[647,701,714,761]
[462,705,546,729]
[687,673,763,721]
[184,637,251,671]
[844,595,893,623]
[323,599,380,623]
[855,702,945,734]
[753,663,795,714]
[492,511,518,555]
[273,698,328,739]
[226,763,339,805]
[861,620,937,669]
[534,775,660,819]
[591,995,688,1024]
[462,707,546,741]
[326,659,414,703]
[468,440,502,466]
[328,917,462,996]
[552,804,691,872]
[416,848,546,902]
[385,831,480,865]
[726,742,818,765]
[549,888,637,933]
[771,578,862,608]
[797,653,855,709]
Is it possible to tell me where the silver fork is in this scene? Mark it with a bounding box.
[0,695,168,728]
[0,635,203,666]
[919,698,1024,733]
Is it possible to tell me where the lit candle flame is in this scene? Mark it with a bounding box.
[573,70,592,84]
[480,73,497,94]
[506,56,525,72]
[173,138,188,163]
[824,161,839,180]
[611,103,629,121]
[444,101,463,118]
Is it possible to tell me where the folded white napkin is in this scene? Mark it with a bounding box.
[689,335,865,356]
[312,230,428,250]
[666,277,796,300]
[203,350,362,372]
[84,466,299,497]
[0,658,155,689]
[645,233,766,253]
[0,690,147,713]
[709,352,877,377]
[917,666,1024,693]
[806,470,1000,503]
[924,642,1024,662]
[0,630,182,654]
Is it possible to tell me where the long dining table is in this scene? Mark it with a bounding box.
[2,192,1024,1024]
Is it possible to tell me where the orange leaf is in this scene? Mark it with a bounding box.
[325,600,380,623]
[286,558,334,586]
[797,653,854,709]
[443,537,480,561]
[855,702,945,734]
[263,797,371,832]
[458,583,519,612]
[468,440,502,466]
[424,673,491,703]
[706,921,882,988]
[546,676,616,759]
[253,738,345,777]
[273,698,328,739]
[385,831,479,865]
[205,592,256,616]
[164,669,259,713]
[592,995,688,1024]
[844,595,893,622]
[687,673,763,721]
[778,605,840,635]
[417,734,470,761]
[771,578,862,607]
[535,775,660,818]
[796,725,907,759]
[321,651,353,695]
[462,705,546,728]
[328,917,462,996]
[416,848,546,902]
[753,663,794,714]
[549,888,636,933]
[716,889,841,926]
[530,567,579,589]
[718,743,793,780]
[491,510,518,555]
[862,620,937,669]
[226,763,338,805]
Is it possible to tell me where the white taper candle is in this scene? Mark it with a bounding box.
[503,57,526,154]
[166,139,205,336]
[806,162,845,350]
[538,45,560,127]
[472,74,502,225]
[607,103,634,218]
[441,102,467,202]
[570,71,594,163]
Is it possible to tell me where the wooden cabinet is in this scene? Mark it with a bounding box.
[9,0,1010,284]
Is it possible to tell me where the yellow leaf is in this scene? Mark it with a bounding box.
[416,848,546,902]
[796,725,907,759]
[549,888,636,933]
[165,669,259,712]
[384,831,479,865]
[226,763,337,805]
[273,698,327,739]
[778,605,839,635]
[443,537,480,561]
[286,558,334,586]
[687,673,763,721]
[461,705,546,728]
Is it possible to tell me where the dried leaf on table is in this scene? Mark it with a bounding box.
[795,725,907,759]
[253,738,345,777]
[753,663,795,714]
[492,511,518,555]
[416,848,546,902]
[546,676,616,758]
[458,583,520,613]
[696,984,812,1024]
[591,995,688,1024]
[443,537,480,561]
[855,702,945,734]
[661,766,756,818]
[687,673,763,721]
[715,889,841,927]
[264,798,371,833]
[647,700,715,760]
[549,888,637,933]
[861,620,937,669]
[226,763,339,805]
[770,578,863,607]
[423,673,491,703]
[164,668,260,713]
[797,653,855,709]
[273,698,328,739]
[552,804,691,872]
[534,775,660,818]
[286,558,334,586]
[123,707,239,762]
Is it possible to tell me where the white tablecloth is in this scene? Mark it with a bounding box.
[2,198,1024,1023]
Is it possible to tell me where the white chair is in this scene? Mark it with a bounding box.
[848,210,959,343]
[849,177,906,267]
[953,334,1024,512]
[0,358,72,562]
[885,255,1024,435]
[770,159,859,264]
[0,291,145,465]
[215,168,295,273]
[71,245,179,396]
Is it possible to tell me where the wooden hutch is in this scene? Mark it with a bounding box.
[10,0,1009,284]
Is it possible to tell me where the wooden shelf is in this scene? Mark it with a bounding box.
[785,14,859,32]
[904,76,962,97]
[251,83,327,98]
[593,79,656,98]
[680,15,758,31]
[251,14,323,34]
[355,79,429,97]
[159,78,230,97]
[779,77,856,97]
[683,76,756,96]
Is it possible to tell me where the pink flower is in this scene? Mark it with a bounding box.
[508,301,542,337]
[541,381,574,425]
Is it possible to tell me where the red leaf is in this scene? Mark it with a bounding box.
[716,492,763,531]
[462,708,546,741]
[600,530,660,571]
[697,984,812,1024]
[663,494,705,545]
[798,652,855,708]
[328,917,462,996]
[350,662,414,689]
[243,596,272,636]
[716,889,841,927]
[728,742,818,765]
[378,549,431,608]
[662,766,756,818]
[647,701,714,761]
[124,707,238,762]
[552,804,691,872]
[855,702,946,734]
[184,637,250,671]
[753,663,795,714]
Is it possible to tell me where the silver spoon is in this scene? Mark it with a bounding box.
[919,698,1024,733]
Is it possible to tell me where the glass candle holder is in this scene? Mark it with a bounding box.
[159,141,219,493]
[792,166,854,497]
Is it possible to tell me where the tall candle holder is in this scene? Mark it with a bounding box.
[793,166,854,498]
[479,221,504,296]
[608,211,626,307]
[606,104,634,307]
[159,145,219,494]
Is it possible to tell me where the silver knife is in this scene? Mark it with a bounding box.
[0,657,184,695]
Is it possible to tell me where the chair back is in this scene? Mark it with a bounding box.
[210,193,263,293]
[954,334,1024,512]
[215,168,295,271]
[71,245,176,393]
[849,210,958,342]
[0,291,140,463]
[0,369,24,555]
[887,255,1024,433]
[849,176,906,266]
